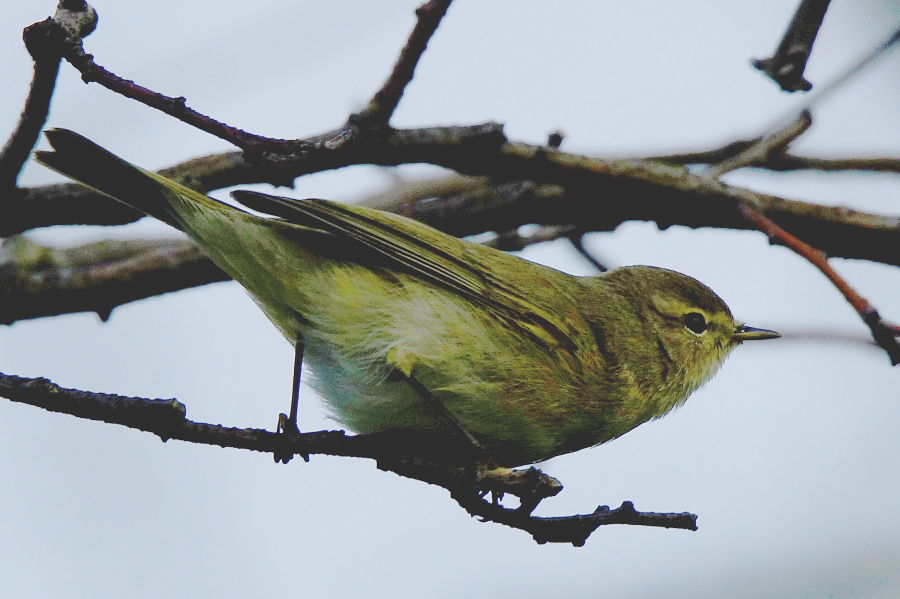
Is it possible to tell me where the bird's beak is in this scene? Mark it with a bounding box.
[733,324,781,341]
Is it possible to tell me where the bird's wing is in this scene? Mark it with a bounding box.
[231,191,579,352]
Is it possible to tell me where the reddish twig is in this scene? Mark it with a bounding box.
[740,205,900,365]
[354,0,455,128]
[752,0,832,92]
[0,371,698,544]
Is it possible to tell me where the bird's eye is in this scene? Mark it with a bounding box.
[682,312,708,335]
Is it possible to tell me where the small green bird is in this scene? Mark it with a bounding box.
[36,129,779,467]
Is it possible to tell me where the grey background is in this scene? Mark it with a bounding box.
[2,1,898,597]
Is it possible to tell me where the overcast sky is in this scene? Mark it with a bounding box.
[2,1,899,597]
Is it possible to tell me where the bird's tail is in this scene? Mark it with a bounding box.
[34,128,243,230]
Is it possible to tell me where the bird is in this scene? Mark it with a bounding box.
[35,128,780,467]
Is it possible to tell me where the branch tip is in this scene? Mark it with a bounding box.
[355,0,454,128]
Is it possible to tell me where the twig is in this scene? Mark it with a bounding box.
[0,371,699,545]
[61,41,290,153]
[752,0,832,92]
[669,26,899,172]
[19,2,291,152]
[566,232,608,272]
[23,0,453,153]
[486,225,575,252]
[740,206,900,365]
[0,1,87,190]
[354,0,454,128]
[759,155,900,174]
[758,26,900,135]
[648,145,900,175]
[705,111,812,178]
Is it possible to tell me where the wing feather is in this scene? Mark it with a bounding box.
[231,191,579,352]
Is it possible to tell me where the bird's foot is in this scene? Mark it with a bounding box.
[274,412,307,464]
[474,465,563,514]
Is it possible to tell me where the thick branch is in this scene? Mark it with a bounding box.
[4,149,295,236]
[14,125,900,266]
[0,236,228,323]
[0,371,698,545]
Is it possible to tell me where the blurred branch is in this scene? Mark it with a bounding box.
[566,232,608,272]
[0,236,228,323]
[648,146,900,175]
[705,111,811,178]
[486,224,575,251]
[3,151,296,236]
[752,0,832,92]
[354,0,454,128]
[0,372,698,545]
[13,127,900,265]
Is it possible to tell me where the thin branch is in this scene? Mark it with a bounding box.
[0,1,87,190]
[740,206,900,365]
[566,232,608,272]
[17,2,288,152]
[760,155,900,174]
[752,0,832,92]
[647,145,900,175]
[0,236,228,323]
[61,42,289,152]
[485,224,575,252]
[354,0,454,128]
[758,26,900,134]
[0,371,698,545]
[24,0,452,153]
[705,110,812,178]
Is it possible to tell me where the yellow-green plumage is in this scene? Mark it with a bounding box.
[35,129,779,466]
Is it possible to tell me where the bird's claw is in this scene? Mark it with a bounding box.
[274,412,306,464]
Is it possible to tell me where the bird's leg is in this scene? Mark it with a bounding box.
[402,375,523,506]
[402,374,484,458]
[274,336,305,464]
